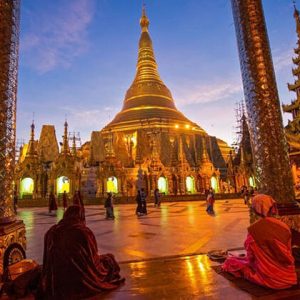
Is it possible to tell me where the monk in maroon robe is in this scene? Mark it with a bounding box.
[41,205,124,299]
[48,192,57,213]
[222,194,297,289]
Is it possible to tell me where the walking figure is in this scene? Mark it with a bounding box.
[105,192,115,220]
[49,192,58,214]
[141,188,147,215]
[136,190,143,216]
[206,188,215,215]
[62,191,68,211]
[154,188,161,207]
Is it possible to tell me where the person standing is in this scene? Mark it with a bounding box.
[206,188,215,215]
[49,192,58,214]
[62,191,68,211]
[154,188,161,207]
[135,190,143,216]
[104,192,115,220]
[141,188,147,215]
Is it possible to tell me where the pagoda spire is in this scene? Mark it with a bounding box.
[62,120,70,155]
[121,6,176,110]
[27,120,36,157]
[283,3,300,135]
[104,5,203,132]
[71,134,76,156]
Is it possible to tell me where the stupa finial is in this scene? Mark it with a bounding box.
[140,2,149,32]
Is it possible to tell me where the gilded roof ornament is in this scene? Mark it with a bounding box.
[140,4,149,32]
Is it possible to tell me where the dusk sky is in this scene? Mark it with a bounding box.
[18,0,298,147]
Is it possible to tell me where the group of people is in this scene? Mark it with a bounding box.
[104,188,162,219]
[240,185,257,206]
[48,190,83,214]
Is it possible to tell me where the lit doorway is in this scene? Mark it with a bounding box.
[20,177,34,198]
[107,176,118,194]
[57,176,70,194]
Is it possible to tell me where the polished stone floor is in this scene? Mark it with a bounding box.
[15,200,300,299]
[18,199,249,264]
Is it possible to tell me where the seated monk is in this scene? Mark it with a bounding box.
[41,205,124,299]
[222,194,297,289]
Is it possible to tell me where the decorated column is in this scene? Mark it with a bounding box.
[0,0,26,270]
[231,0,296,209]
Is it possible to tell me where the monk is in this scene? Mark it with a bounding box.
[222,194,297,289]
[41,205,124,299]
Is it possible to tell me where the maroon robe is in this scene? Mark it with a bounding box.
[41,206,124,299]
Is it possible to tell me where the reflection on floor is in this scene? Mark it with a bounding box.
[19,199,249,264]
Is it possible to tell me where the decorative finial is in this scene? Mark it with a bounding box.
[140,2,149,32]
[31,112,35,140]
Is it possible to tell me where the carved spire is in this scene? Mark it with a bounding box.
[72,134,76,156]
[27,120,36,157]
[62,120,70,155]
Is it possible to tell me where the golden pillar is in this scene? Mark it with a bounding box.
[231,0,296,209]
[0,0,26,270]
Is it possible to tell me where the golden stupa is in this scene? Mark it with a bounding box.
[92,7,230,196]
[103,7,204,134]
[15,8,232,200]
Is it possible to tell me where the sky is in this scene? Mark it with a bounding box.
[17,0,298,147]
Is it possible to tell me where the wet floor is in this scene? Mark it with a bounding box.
[15,200,300,299]
[18,199,249,264]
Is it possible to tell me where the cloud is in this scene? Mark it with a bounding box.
[21,0,95,73]
[274,48,294,72]
[62,105,119,130]
[172,78,243,106]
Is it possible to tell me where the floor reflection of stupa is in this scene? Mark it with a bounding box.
[16,8,231,199]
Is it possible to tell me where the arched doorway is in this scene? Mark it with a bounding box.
[57,176,70,195]
[249,176,255,187]
[186,176,195,194]
[20,177,34,198]
[107,176,118,194]
[210,176,219,192]
[158,176,168,194]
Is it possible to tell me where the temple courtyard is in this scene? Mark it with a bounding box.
[21,199,249,264]
[14,199,300,299]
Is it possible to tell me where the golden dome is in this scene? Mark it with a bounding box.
[105,7,204,133]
